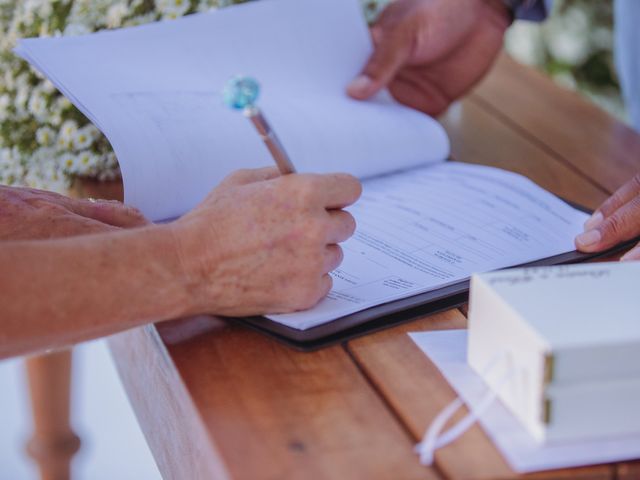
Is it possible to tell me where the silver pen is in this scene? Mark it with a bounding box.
[224,76,296,175]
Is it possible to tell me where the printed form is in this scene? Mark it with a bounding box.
[269,162,589,330]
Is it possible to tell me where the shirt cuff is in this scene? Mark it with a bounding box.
[514,0,552,21]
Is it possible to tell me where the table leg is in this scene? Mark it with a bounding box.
[25,350,81,480]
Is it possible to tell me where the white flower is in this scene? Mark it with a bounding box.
[196,0,218,13]
[57,136,73,150]
[72,125,95,150]
[156,0,190,19]
[81,123,100,141]
[107,2,128,28]
[546,28,590,66]
[38,23,52,37]
[36,126,56,146]
[27,91,47,120]
[76,150,99,174]
[60,152,78,173]
[49,111,63,126]
[505,22,546,67]
[63,23,91,36]
[2,71,15,90]
[41,79,56,94]
[543,5,591,66]
[0,147,13,165]
[32,146,56,163]
[15,73,30,90]
[14,86,29,112]
[54,96,72,112]
[98,168,119,181]
[0,94,10,121]
[59,119,78,140]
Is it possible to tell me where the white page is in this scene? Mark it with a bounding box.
[268,162,589,330]
[15,0,449,221]
[409,330,640,473]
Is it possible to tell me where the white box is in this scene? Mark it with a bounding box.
[468,262,640,443]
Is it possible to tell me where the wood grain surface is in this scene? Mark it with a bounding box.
[110,53,640,480]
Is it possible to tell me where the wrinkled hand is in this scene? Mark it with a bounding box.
[0,185,149,241]
[170,167,362,316]
[347,0,510,115]
[576,174,640,260]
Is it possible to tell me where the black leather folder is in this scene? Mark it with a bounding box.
[236,205,635,351]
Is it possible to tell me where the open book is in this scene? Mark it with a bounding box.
[16,0,589,335]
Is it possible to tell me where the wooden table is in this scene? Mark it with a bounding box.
[106,54,640,479]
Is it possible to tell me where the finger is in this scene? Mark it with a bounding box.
[576,196,640,252]
[16,187,148,230]
[389,71,451,116]
[297,274,333,311]
[319,273,333,299]
[44,213,121,238]
[586,174,640,230]
[314,173,362,209]
[621,241,640,261]
[69,198,149,229]
[322,244,344,273]
[221,167,281,187]
[346,24,413,100]
[325,210,357,244]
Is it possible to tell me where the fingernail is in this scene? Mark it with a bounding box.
[621,248,640,261]
[584,211,603,231]
[575,229,601,248]
[347,75,373,96]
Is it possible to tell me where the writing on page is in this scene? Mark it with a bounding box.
[268,163,589,330]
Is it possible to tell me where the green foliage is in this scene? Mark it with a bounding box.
[506,0,623,117]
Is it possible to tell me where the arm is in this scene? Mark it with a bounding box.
[0,224,189,357]
[0,168,361,359]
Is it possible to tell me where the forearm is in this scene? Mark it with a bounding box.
[0,225,193,359]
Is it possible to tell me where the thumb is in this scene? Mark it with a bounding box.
[576,196,640,252]
[70,198,150,228]
[220,167,281,188]
[347,25,412,100]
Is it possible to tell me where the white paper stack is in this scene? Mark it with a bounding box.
[468,262,640,443]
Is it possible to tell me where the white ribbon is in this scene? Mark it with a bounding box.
[415,350,516,465]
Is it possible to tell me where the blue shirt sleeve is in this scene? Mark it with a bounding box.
[515,0,553,21]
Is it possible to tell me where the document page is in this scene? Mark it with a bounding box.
[268,162,590,330]
[16,0,448,221]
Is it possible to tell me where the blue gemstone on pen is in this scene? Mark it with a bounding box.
[223,76,260,109]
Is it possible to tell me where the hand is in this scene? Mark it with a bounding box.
[170,167,362,316]
[576,174,640,260]
[347,0,510,115]
[0,185,149,241]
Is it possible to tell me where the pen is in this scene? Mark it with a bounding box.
[223,76,297,175]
